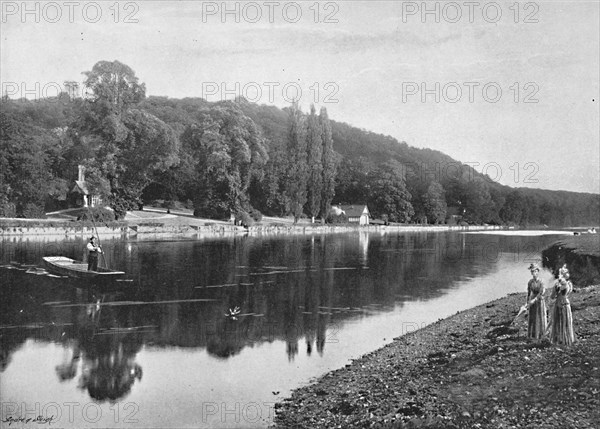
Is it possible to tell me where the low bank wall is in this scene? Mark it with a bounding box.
[0,224,130,238]
[0,221,502,239]
[246,224,502,236]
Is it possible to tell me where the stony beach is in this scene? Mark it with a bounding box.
[272,284,600,428]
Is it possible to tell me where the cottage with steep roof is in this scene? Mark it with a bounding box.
[69,165,101,208]
[340,205,370,225]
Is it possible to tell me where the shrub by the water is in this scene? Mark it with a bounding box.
[194,204,230,220]
[22,203,47,219]
[78,207,115,223]
[0,197,17,218]
[326,213,348,224]
[235,211,254,228]
[249,208,263,222]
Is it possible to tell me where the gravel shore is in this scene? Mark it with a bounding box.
[273,286,600,428]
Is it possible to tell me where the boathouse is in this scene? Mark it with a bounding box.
[342,205,370,226]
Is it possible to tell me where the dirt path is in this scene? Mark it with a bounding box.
[273,286,600,428]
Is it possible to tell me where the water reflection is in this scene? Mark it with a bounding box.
[0,232,562,409]
[56,296,143,402]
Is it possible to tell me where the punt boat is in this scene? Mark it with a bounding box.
[42,256,125,279]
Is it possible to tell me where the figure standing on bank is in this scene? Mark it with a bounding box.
[526,263,547,339]
[549,264,575,345]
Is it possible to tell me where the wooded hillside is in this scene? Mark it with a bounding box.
[1,61,598,226]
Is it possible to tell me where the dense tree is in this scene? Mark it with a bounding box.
[406,173,429,224]
[369,161,414,223]
[0,108,68,217]
[284,103,308,222]
[73,61,178,217]
[305,105,323,221]
[0,111,13,216]
[182,104,268,218]
[83,60,145,116]
[500,190,527,225]
[334,157,372,205]
[255,137,291,216]
[423,181,447,224]
[461,180,494,224]
[487,186,506,225]
[112,109,179,210]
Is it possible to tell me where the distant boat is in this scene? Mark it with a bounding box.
[42,256,125,279]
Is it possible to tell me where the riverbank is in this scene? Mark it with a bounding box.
[542,235,600,286]
[272,285,600,428]
[0,213,503,238]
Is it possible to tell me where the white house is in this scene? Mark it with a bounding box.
[344,205,370,225]
[331,205,370,225]
[69,165,101,207]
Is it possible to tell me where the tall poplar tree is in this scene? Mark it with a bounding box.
[305,104,323,221]
[285,102,308,223]
[319,107,336,220]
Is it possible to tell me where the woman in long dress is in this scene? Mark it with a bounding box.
[550,265,575,345]
[526,263,547,339]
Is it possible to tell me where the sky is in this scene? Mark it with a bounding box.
[1,1,599,193]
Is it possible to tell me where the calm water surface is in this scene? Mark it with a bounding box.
[0,231,567,428]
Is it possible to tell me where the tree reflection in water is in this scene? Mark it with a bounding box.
[51,290,144,402]
[79,337,143,402]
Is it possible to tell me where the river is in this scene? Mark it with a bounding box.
[0,230,572,428]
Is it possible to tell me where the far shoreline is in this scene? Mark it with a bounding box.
[3,208,596,240]
[0,215,511,239]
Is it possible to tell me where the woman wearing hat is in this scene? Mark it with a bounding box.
[549,264,575,345]
[87,236,102,271]
[526,263,547,340]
